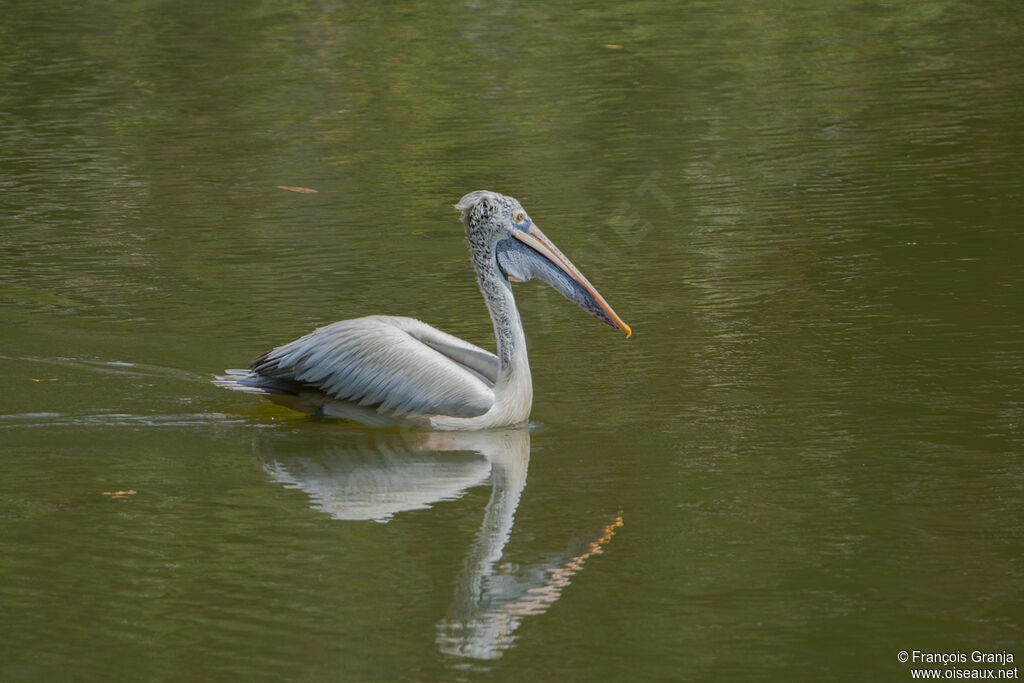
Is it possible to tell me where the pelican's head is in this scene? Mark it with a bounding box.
[455,190,631,337]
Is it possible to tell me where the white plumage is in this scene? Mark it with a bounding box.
[219,316,496,419]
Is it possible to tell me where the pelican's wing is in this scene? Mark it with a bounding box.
[400,317,499,384]
[249,316,497,418]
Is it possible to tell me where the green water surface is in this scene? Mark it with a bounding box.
[1,2,1022,681]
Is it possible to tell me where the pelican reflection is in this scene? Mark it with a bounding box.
[260,429,621,660]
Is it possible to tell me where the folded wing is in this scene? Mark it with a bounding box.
[218,316,497,418]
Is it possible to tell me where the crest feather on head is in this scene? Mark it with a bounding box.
[455,190,514,227]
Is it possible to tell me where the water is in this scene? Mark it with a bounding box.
[2,1,1022,680]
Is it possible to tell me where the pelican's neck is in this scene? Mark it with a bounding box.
[477,263,530,386]
[429,250,533,431]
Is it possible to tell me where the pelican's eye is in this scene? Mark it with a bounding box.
[513,210,528,226]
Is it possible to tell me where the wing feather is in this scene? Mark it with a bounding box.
[249,316,497,418]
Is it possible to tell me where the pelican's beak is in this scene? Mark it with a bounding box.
[512,224,632,337]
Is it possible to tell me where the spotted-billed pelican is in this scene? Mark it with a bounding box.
[215,191,630,430]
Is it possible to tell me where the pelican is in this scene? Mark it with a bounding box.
[215,191,631,430]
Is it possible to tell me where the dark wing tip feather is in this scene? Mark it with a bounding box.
[214,368,301,396]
